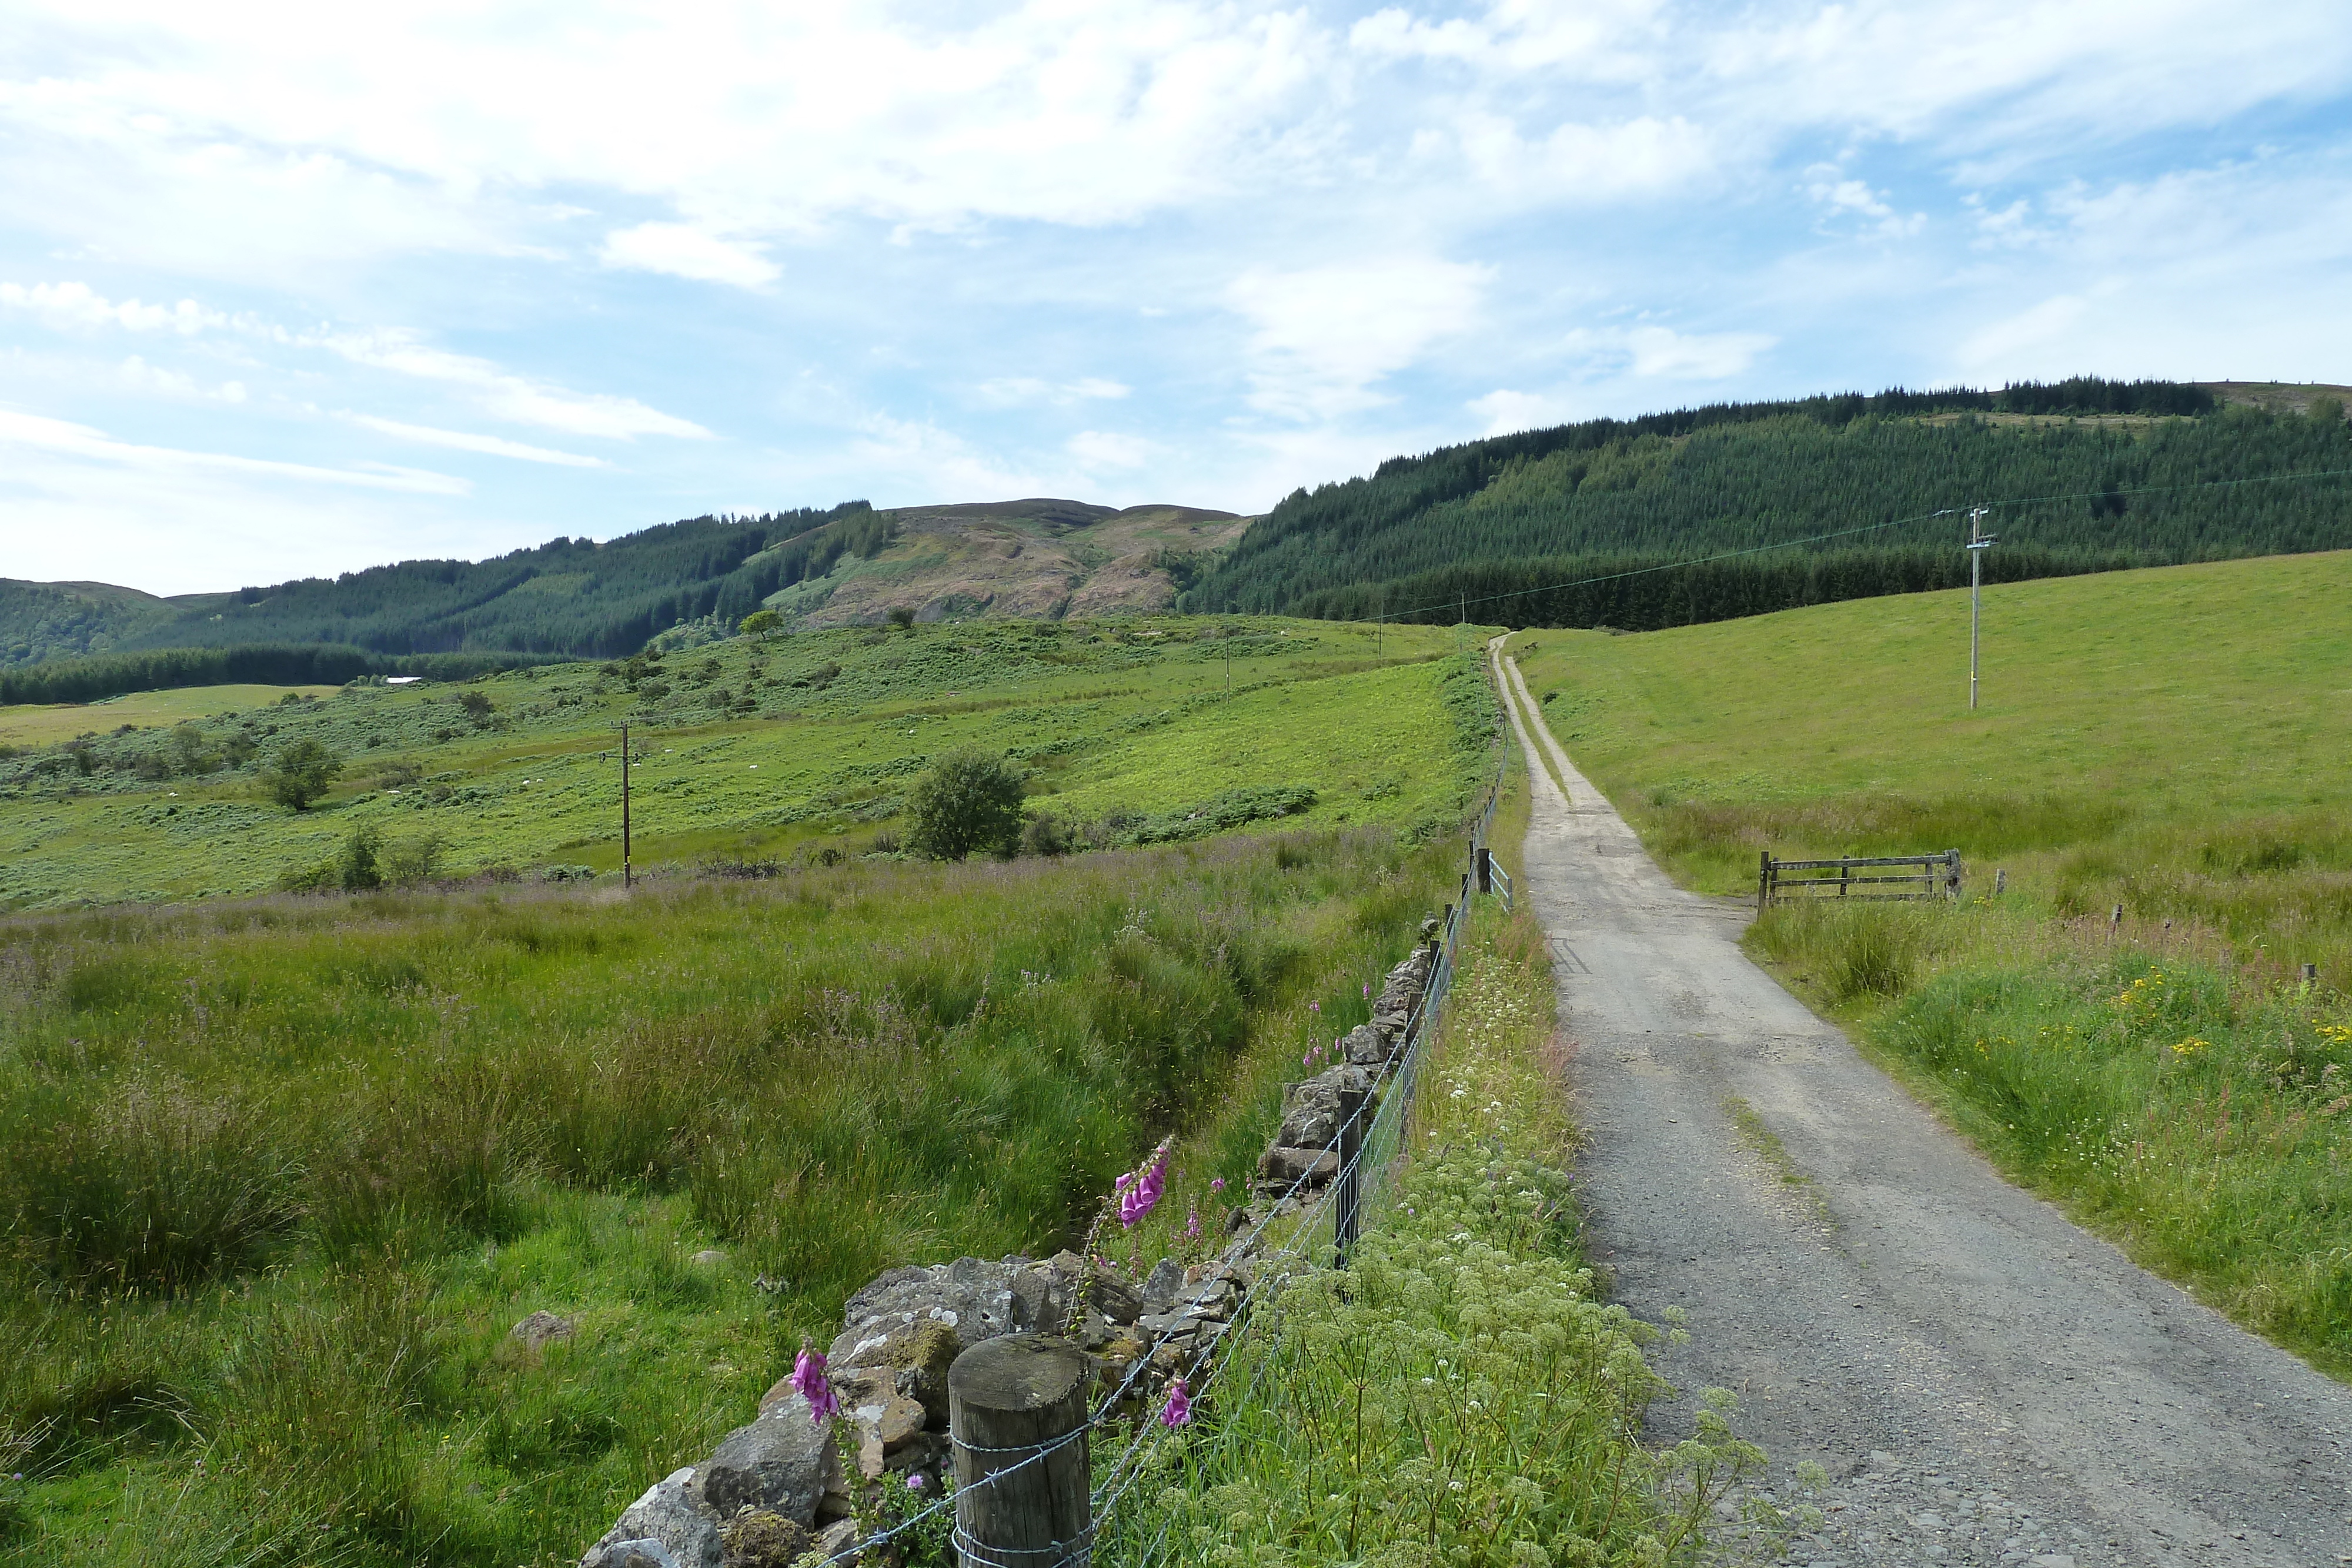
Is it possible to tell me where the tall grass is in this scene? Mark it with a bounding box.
[1108,900,1760,1566]
[1753,901,2352,1376]
[0,828,1455,1565]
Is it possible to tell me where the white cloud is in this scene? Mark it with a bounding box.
[343,413,612,468]
[0,279,227,334]
[1802,166,1926,239]
[319,330,712,440]
[0,407,466,494]
[600,223,780,289]
[977,376,1132,407]
[1227,258,1492,422]
[1559,324,1775,380]
[1067,430,1157,469]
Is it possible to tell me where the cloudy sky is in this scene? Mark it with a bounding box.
[3,1,2349,594]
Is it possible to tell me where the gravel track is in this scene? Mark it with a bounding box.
[1491,642,2352,1568]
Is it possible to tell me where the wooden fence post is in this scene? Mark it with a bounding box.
[950,1335,1093,1568]
[1994,868,2006,897]
[1756,851,1771,915]
[1475,845,1492,895]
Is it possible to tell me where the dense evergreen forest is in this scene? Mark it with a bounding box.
[1,501,888,671]
[1182,379,2352,628]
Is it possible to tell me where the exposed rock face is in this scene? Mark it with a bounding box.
[698,1396,834,1525]
[582,1468,721,1568]
[1257,1146,1339,1186]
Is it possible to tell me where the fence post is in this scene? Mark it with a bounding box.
[950,1335,1093,1568]
[1332,1082,1368,1266]
[1475,845,1492,895]
[1756,851,1771,915]
[1946,848,1962,900]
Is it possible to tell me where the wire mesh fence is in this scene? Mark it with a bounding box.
[809,697,1517,1568]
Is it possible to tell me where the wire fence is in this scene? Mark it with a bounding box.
[807,688,1516,1568]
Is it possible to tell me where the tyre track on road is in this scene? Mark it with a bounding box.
[1491,640,2352,1568]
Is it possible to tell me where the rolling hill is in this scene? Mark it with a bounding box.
[0,497,1247,670]
[1184,377,2352,629]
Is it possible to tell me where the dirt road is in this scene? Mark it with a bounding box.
[1491,643,2352,1568]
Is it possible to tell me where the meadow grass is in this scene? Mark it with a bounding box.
[1508,551,2352,1376]
[1108,880,1761,1566]
[0,686,344,749]
[0,616,1474,910]
[0,828,1472,1566]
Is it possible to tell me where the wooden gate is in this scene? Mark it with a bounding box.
[1757,849,1962,912]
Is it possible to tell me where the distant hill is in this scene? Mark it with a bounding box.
[1182,377,2352,630]
[0,498,1248,671]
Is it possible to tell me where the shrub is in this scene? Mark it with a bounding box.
[887,606,917,630]
[1020,811,1073,858]
[337,825,383,891]
[260,738,341,810]
[906,748,1024,861]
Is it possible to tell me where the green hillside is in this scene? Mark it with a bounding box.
[1190,378,2352,629]
[0,614,1484,910]
[0,499,1247,680]
[1509,549,2352,1374]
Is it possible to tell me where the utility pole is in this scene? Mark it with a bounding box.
[619,721,633,888]
[1966,507,1997,711]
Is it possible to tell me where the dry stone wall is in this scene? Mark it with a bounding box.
[577,921,1440,1568]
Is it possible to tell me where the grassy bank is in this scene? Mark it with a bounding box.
[1112,888,1760,1566]
[1751,902,2352,1378]
[0,616,1483,909]
[1506,551,2352,1376]
[0,830,1462,1565]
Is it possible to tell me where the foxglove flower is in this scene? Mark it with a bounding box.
[790,1345,839,1423]
[1119,1142,1170,1228]
[1160,1378,1191,1427]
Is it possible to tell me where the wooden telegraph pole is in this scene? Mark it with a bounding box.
[1966,506,1997,711]
[619,721,633,889]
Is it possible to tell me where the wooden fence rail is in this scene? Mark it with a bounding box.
[1758,849,1962,912]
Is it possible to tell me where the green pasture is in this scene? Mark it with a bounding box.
[0,686,342,748]
[1510,550,2352,1376]
[0,830,1469,1565]
[0,616,1481,910]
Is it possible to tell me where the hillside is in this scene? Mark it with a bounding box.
[0,497,1247,668]
[0,613,1482,908]
[1186,377,2352,629]
[1508,547,2352,1375]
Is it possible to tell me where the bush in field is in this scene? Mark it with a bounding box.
[260,737,341,810]
[1020,810,1073,858]
[907,748,1024,861]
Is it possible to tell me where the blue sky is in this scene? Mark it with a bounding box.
[2,0,2349,595]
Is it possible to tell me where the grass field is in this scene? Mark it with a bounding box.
[0,610,1506,1563]
[0,616,1485,910]
[0,686,343,748]
[0,829,1478,1565]
[1509,551,2352,1376]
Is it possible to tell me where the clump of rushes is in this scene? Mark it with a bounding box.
[1111,907,1762,1566]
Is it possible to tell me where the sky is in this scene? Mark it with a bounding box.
[2,1,2350,596]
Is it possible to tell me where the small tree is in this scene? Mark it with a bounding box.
[740,609,782,641]
[887,606,917,631]
[906,748,1025,861]
[456,689,495,724]
[263,738,342,811]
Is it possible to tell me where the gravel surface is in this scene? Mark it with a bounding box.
[1492,644,2352,1568]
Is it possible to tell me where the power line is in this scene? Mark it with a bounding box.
[1357,462,2352,626]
